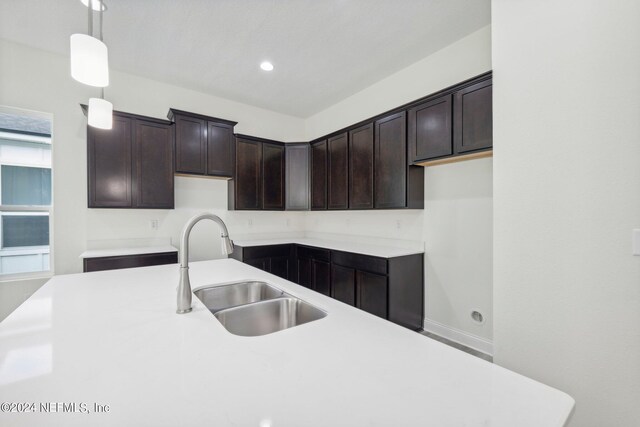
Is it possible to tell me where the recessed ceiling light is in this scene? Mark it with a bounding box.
[260,61,274,71]
[81,0,107,12]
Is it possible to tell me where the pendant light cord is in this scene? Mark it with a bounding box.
[87,0,93,36]
[99,1,104,41]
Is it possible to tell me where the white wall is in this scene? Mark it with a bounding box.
[304,26,494,349]
[492,1,640,426]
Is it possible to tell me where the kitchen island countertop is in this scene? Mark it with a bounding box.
[0,259,573,426]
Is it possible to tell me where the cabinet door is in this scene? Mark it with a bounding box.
[374,112,407,209]
[331,264,356,306]
[408,95,452,162]
[235,138,263,210]
[327,133,348,210]
[88,115,133,208]
[133,120,174,209]
[270,256,289,280]
[454,79,493,154]
[312,260,331,296]
[310,140,327,210]
[348,123,374,209]
[174,115,206,174]
[246,257,269,272]
[356,270,388,319]
[285,144,310,210]
[207,121,234,177]
[298,257,312,288]
[262,143,285,210]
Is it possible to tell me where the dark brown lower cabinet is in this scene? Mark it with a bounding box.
[312,260,331,296]
[230,244,293,280]
[356,271,388,319]
[331,264,356,305]
[233,243,423,330]
[83,252,177,273]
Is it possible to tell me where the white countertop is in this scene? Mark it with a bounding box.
[233,237,423,258]
[0,259,573,426]
[79,245,177,259]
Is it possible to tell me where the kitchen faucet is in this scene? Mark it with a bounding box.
[177,213,234,314]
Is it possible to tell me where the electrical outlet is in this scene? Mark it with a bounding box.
[248,218,253,228]
[633,229,640,255]
[396,219,401,230]
[150,219,159,230]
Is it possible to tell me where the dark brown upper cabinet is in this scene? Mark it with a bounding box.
[262,143,285,210]
[375,112,408,209]
[408,94,453,162]
[285,143,310,210]
[327,132,348,210]
[133,120,174,209]
[374,111,424,209]
[87,108,174,209]
[167,109,237,178]
[310,140,327,210]
[228,135,285,211]
[454,78,493,154]
[231,136,262,210]
[409,73,492,166]
[348,123,374,209]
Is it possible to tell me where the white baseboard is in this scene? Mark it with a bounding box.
[423,318,493,356]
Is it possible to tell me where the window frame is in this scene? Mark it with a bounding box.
[0,127,53,280]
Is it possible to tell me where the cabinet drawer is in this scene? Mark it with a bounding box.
[331,250,387,275]
[243,244,292,260]
[296,245,330,262]
[83,252,177,272]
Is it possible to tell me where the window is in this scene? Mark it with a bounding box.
[0,107,52,277]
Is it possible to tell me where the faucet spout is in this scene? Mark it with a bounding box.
[177,213,234,314]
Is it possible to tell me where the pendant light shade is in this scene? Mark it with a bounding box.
[88,97,113,129]
[70,33,109,87]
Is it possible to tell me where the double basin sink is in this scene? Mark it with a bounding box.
[194,281,327,336]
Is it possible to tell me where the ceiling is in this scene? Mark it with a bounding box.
[0,0,490,117]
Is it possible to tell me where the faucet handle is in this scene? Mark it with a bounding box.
[222,236,234,256]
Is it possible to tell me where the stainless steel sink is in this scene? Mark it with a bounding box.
[214,297,327,337]
[193,281,284,313]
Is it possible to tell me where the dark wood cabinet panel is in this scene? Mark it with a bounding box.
[234,137,263,210]
[310,140,327,210]
[169,109,237,178]
[331,264,356,306]
[298,257,312,288]
[270,256,289,280]
[133,120,174,209]
[88,115,133,208]
[312,260,331,296]
[327,133,349,210]
[332,250,387,276]
[262,143,285,210]
[388,255,424,329]
[174,115,206,174]
[348,123,374,209]
[408,95,452,162]
[454,78,493,154]
[374,112,407,209]
[207,121,234,177]
[285,144,310,210]
[83,252,177,272]
[357,270,388,319]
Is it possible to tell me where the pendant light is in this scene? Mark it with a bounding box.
[70,0,109,87]
[88,90,113,130]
